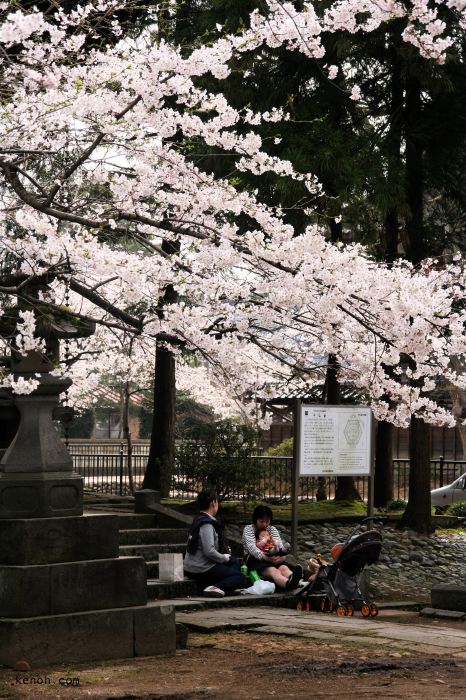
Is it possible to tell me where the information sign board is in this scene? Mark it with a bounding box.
[299,404,372,476]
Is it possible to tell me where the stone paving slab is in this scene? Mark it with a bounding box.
[421,607,466,621]
[176,605,466,657]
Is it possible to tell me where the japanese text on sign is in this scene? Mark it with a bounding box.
[299,405,372,476]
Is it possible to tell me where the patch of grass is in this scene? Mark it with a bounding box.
[162,498,369,523]
[435,527,466,536]
[446,500,466,518]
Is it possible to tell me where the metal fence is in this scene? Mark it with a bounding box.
[67,441,466,502]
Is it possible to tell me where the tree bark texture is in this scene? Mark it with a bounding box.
[123,382,135,495]
[142,238,179,497]
[374,420,394,508]
[401,74,433,531]
[142,343,176,497]
[404,76,425,265]
[400,416,433,532]
[383,30,403,263]
[325,353,361,501]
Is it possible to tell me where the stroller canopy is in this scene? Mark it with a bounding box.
[334,530,383,576]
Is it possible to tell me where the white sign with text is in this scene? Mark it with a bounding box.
[299,405,372,476]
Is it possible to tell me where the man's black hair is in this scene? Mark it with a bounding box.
[197,489,218,511]
[252,504,273,524]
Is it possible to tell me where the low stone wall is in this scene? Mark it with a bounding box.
[431,584,466,612]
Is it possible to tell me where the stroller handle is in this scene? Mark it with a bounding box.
[346,516,387,541]
[360,516,388,525]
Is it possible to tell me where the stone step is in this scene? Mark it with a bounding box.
[0,601,176,668]
[162,591,292,613]
[147,578,198,600]
[0,556,147,618]
[146,560,159,578]
[115,513,158,529]
[119,543,186,560]
[86,502,134,511]
[119,528,187,546]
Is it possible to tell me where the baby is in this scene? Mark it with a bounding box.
[256,528,278,554]
[256,528,291,556]
[306,556,328,580]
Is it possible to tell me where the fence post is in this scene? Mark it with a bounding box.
[119,442,124,496]
[439,455,444,488]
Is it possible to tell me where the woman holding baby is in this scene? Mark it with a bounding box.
[241,505,303,590]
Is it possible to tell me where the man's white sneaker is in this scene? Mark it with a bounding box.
[203,585,225,598]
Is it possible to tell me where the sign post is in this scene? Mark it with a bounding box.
[291,404,374,556]
[291,399,301,557]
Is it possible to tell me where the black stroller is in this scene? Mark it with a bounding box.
[295,517,386,617]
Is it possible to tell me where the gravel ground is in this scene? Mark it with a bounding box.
[226,521,466,602]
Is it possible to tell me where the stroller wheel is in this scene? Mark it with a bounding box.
[336,605,347,617]
[346,605,354,617]
[369,603,378,617]
[361,603,371,617]
[320,596,332,613]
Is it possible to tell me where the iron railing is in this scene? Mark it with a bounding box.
[67,441,466,502]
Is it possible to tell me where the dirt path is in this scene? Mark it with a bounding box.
[0,629,464,700]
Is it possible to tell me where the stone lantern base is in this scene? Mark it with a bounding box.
[0,472,83,519]
[0,514,176,667]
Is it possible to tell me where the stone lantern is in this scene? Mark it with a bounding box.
[0,299,95,518]
[0,289,175,667]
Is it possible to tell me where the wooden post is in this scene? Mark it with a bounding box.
[291,399,301,557]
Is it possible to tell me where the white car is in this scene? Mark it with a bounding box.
[431,472,466,508]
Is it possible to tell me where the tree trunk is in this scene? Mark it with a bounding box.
[404,76,425,266]
[122,382,135,495]
[400,416,432,532]
[384,209,399,262]
[324,353,361,501]
[374,420,394,508]
[142,343,176,497]
[142,238,179,498]
[383,31,403,263]
[401,74,432,531]
[315,478,327,501]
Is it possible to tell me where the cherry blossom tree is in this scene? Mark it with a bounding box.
[0,1,464,514]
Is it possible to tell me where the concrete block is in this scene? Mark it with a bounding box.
[0,514,119,565]
[133,603,176,657]
[0,556,147,617]
[431,584,466,612]
[0,603,176,668]
[134,489,160,513]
